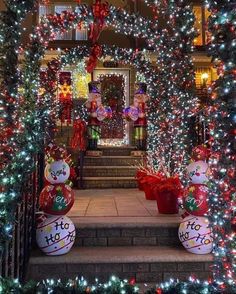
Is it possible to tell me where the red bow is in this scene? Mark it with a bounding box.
[89,0,109,43]
[86,44,102,73]
[70,119,87,151]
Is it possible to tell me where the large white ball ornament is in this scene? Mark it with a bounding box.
[178,215,213,254]
[45,160,70,184]
[36,216,76,256]
[187,161,209,184]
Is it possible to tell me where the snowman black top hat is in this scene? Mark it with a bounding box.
[135,83,147,95]
[88,81,101,94]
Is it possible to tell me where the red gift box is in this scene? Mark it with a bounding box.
[154,177,183,214]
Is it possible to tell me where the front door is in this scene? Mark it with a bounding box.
[93,69,130,146]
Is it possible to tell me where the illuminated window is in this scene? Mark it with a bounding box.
[195,67,218,89]
[193,6,211,46]
[38,4,88,41]
[55,5,73,40]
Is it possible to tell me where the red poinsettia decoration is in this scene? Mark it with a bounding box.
[86,44,102,73]
[155,176,183,198]
[136,169,163,200]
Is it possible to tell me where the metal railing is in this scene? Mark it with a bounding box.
[0,153,44,281]
[189,87,209,146]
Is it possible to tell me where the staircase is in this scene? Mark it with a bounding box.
[28,147,213,289]
[79,147,143,189]
[28,214,213,286]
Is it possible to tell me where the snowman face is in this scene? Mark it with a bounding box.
[178,215,213,254]
[187,161,209,184]
[129,106,139,121]
[88,93,101,106]
[36,215,76,256]
[45,160,70,184]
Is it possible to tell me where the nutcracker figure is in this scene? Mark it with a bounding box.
[85,82,102,150]
[133,83,149,150]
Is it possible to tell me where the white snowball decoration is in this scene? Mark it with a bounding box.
[178,215,213,254]
[187,160,209,184]
[36,215,76,256]
[44,160,70,184]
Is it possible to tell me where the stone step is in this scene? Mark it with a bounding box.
[28,246,213,283]
[84,156,144,167]
[80,177,137,189]
[99,146,136,156]
[69,216,180,247]
[82,166,137,177]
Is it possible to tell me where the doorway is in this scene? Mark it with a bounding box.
[93,69,130,146]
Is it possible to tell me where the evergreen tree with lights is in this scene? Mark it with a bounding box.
[206,0,236,291]
[146,0,198,179]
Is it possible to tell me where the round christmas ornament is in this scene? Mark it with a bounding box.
[183,184,209,216]
[44,160,70,184]
[191,145,210,161]
[96,105,112,121]
[36,215,76,255]
[187,161,209,184]
[39,184,74,215]
[124,106,139,121]
[178,215,213,254]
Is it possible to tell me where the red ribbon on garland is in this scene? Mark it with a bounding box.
[70,118,87,151]
[86,43,102,73]
[89,0,109,43]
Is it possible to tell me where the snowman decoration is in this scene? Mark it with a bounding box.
[85,81,112,150]
[179,145,213,255]
[36,148,76,255]
[123,83,149,150]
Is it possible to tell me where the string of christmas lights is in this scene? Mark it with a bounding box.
[0,276,139,293]
[0,0,41,250]
[146,0,198,179]
[205,0,236,292]
[0,0,39,167]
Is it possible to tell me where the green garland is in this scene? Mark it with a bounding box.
[2,276,235,294]
[0,0,41,250]
[0,276,139,294]
[205,0,236,291]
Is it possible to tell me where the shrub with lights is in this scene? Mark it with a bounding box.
[204,0,236,291]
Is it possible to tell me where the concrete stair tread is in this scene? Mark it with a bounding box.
[83,177,135,180]
[30,246,213,265]
[82,166,137,169]
[98,146,136,149]
[85,156,143,159]
[69,216,180,228]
